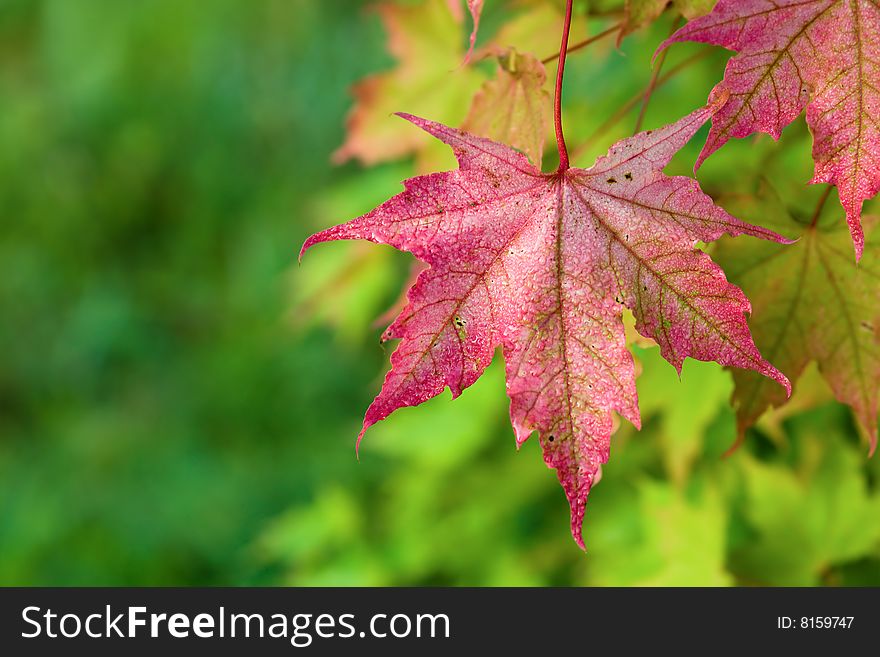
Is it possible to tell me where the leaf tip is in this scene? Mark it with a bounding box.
[571,516,586,551]
[300,227,342,262]
[393,112,443,138]
[355,424,369,461]
[746,223,799,246]
[394,111,435,136]
[722,429,747,459]
[567,471,602,551]
[852,229,865,263]
[512,421,531,450]
[298,235,317,263]
[630,413,643,432]
[671,358,684,378]
[777,371,793,398]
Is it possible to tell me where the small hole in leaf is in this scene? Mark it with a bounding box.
[624,172,633,181]
[547,435,555,442]
[607,177,617,184]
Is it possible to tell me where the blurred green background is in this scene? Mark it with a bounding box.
[1,0,878,586]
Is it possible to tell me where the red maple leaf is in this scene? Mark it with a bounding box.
[660,0,880,260]
[301,92,791,548]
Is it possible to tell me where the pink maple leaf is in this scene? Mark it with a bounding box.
[659,0,880,260]
[301,93,791,548]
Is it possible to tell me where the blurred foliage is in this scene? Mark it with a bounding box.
[0,0,878,586]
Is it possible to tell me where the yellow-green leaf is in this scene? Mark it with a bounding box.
[461,48,549,167]
[334,0,483,167]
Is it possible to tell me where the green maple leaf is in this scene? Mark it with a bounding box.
[714,184,880,452]
[732,435,880,586]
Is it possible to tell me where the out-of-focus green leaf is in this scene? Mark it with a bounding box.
[366,359,508,468]
[587,478,732,586]
[731,435,880,585]
[635,346,732,483]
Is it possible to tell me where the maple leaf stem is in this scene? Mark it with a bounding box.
[810,185,834,228]
[554,0,574,173]
[634,17,682,135]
